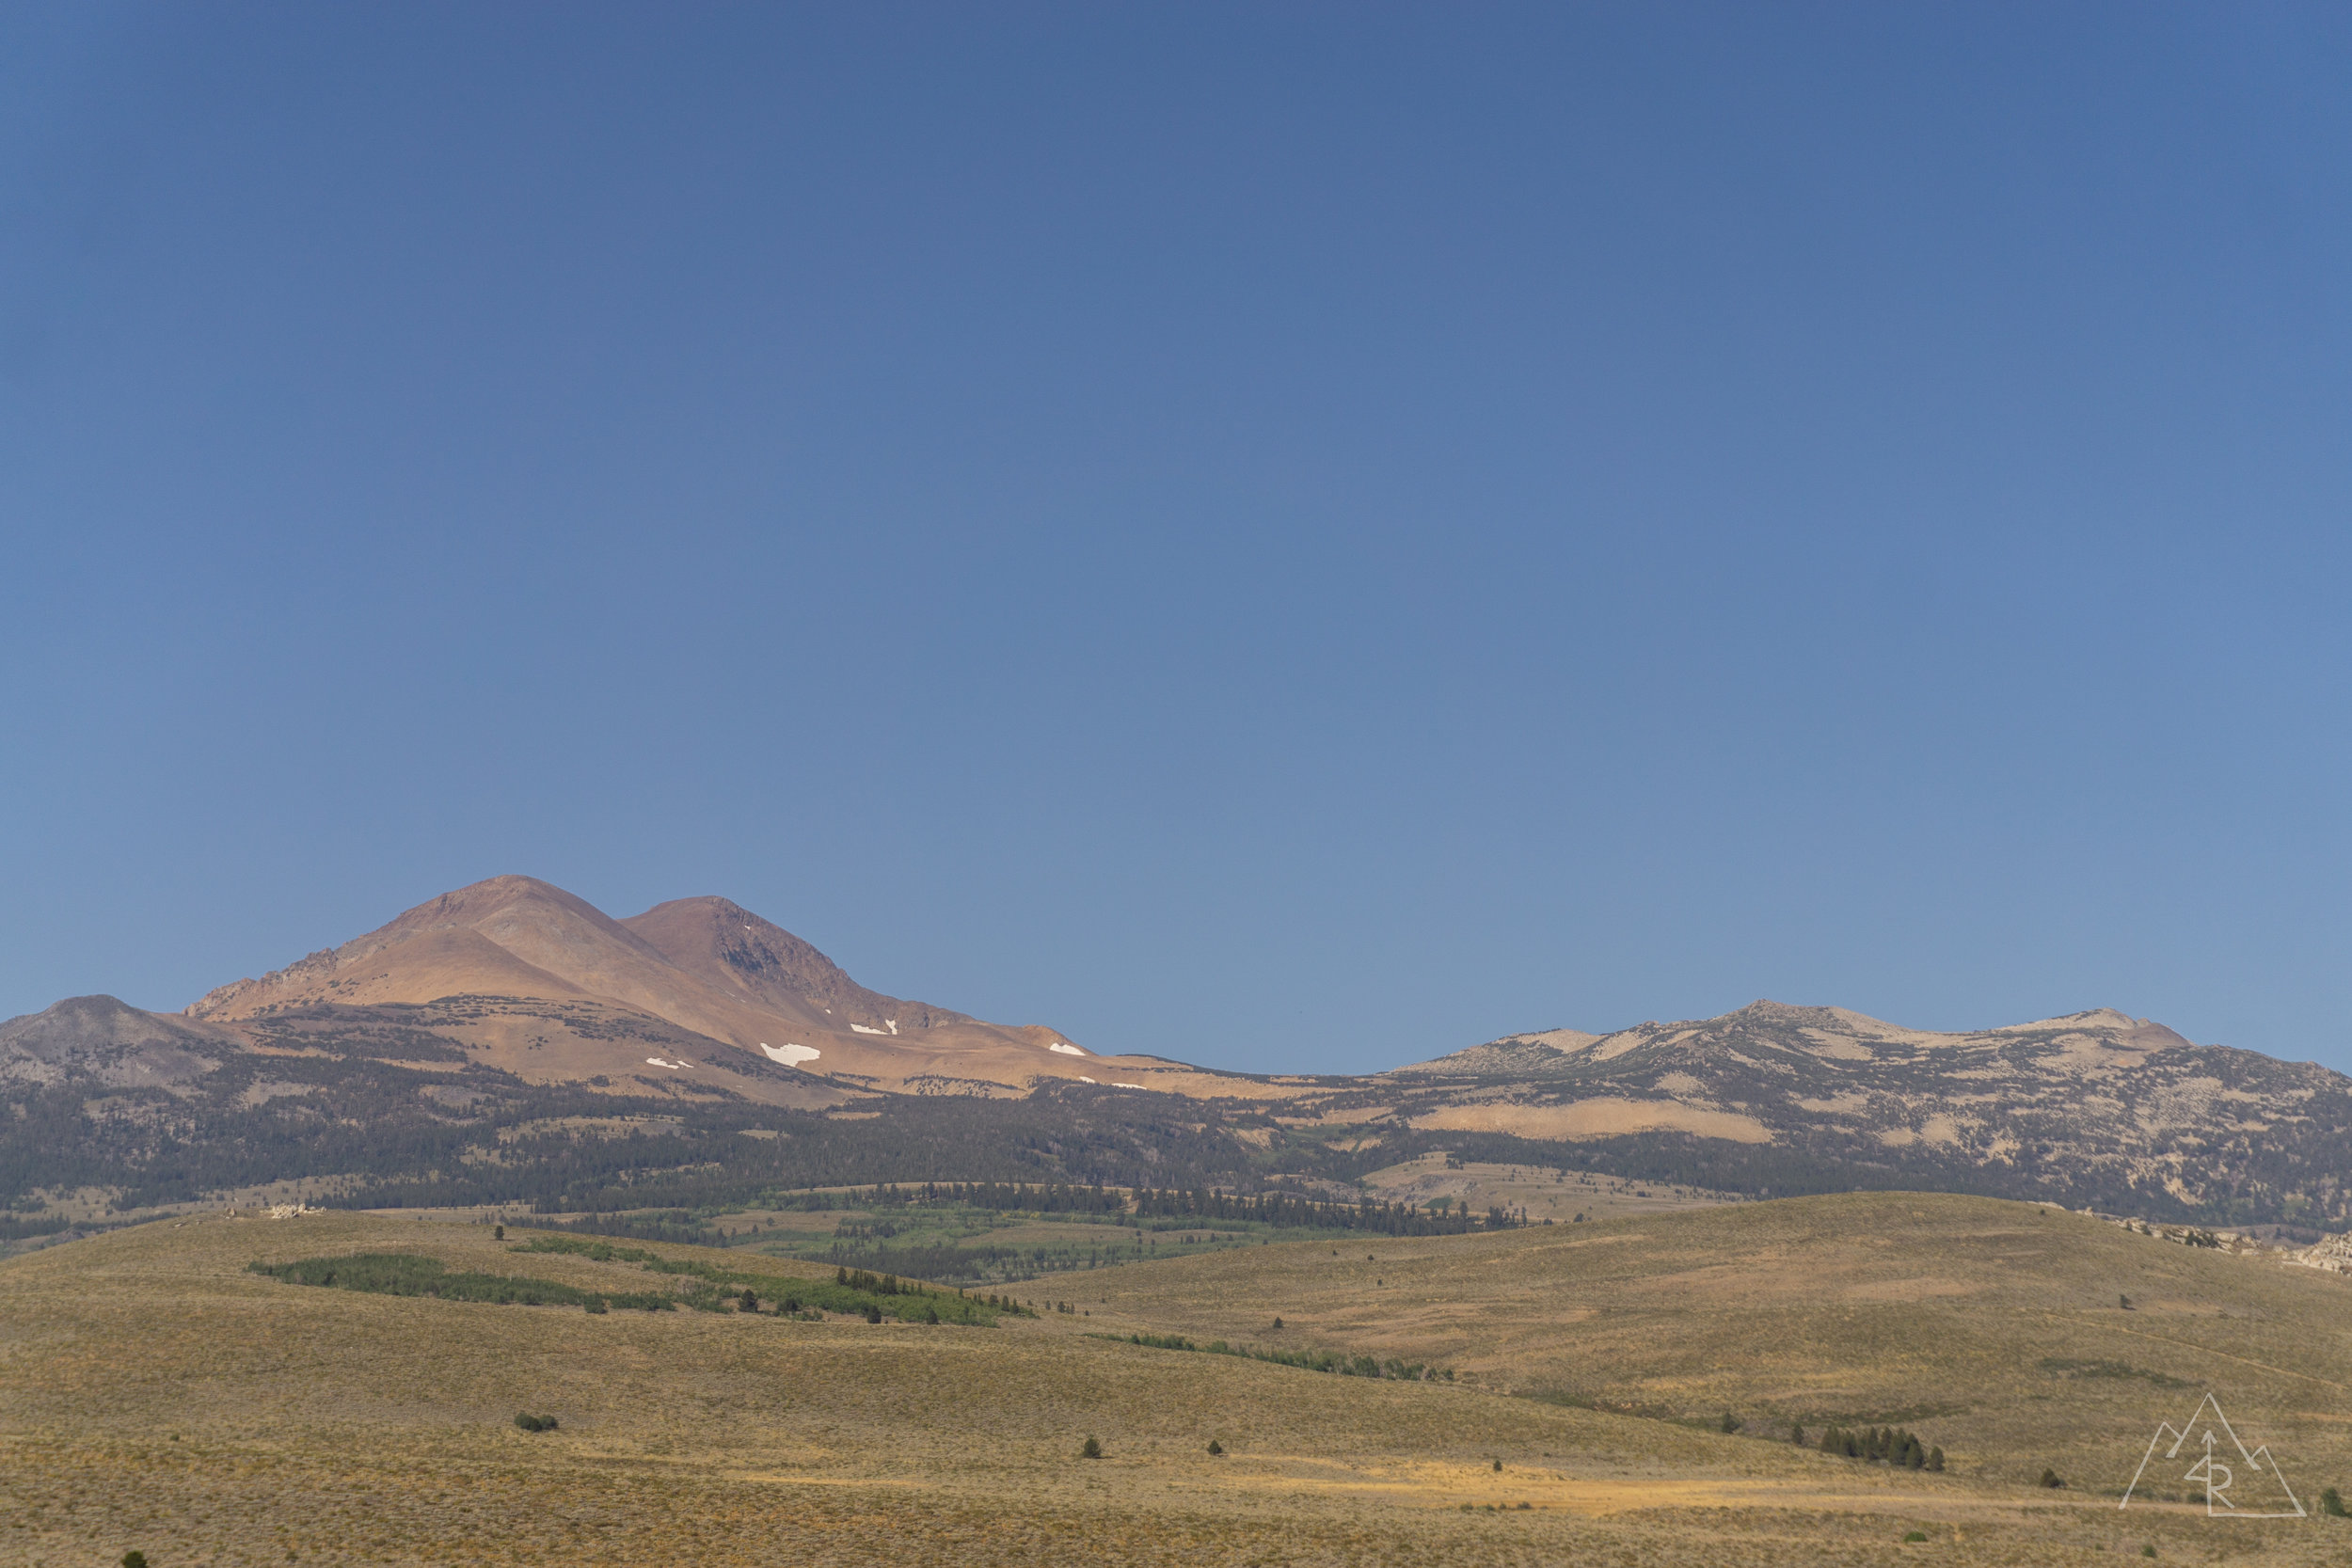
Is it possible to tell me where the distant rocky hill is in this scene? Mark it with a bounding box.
[1370,1002,2352,1230]
[8,879,2351,1233]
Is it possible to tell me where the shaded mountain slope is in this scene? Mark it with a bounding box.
[1,994,240,1090]
[621,895,972,1033]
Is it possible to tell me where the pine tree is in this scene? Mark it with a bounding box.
[1081,1434,1103,1460]
[1790,1423,1805,1447]
[1928,1447,1945,1472]
[1207,1439,1224,1455]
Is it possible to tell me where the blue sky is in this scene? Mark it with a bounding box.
[4,4,2348,1073]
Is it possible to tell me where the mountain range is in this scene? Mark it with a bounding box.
[7,875,2348,1233]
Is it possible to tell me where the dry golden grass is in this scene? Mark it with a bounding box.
[1040,1193,2352,1499]
[4,1197,2348,1565]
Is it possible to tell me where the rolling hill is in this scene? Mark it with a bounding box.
[5,1194,2346,1566]
[1054,1189,2352,1498]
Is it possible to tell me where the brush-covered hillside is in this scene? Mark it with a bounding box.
[6,1194,2349,1566]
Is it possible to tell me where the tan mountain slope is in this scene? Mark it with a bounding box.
[184,875,1136,1094]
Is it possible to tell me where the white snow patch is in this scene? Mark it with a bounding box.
[644,1057,688,1069]
[1077,1076,1097,1085]
[851,1023,886,1036]
[1112,1083,1144,1089]
[885,1019,898,1035]
[759,1042,821,1067]
[1048,1041,1087,1056]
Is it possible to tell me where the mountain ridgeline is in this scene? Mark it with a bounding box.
[6,877,2349,1234]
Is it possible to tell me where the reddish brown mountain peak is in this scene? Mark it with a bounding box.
[185,875,664,1020]
[175,874,1080,1093]
[406,872,581,911]
[373,874,629,941]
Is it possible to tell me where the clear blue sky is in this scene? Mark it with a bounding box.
[5,4,2348,1073]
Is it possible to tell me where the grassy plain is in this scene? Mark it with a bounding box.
[5,1196,2349,1565]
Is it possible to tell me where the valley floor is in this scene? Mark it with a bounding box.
[5,1198,2350,1565]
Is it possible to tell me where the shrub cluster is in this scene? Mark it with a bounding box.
[1096,1331,1450,1381]
[818,1180,1522,1236]
[1818,1424,1943,1471]
[257,1242,1010,1323]
[248,1254,673,1311]
[512,1236,661,1265]
[507,1232,1025,1323]
[513,1412,559,1433]
[837,1267,909,1294]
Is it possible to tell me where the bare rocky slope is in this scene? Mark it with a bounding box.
[8,878,2351,1232]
